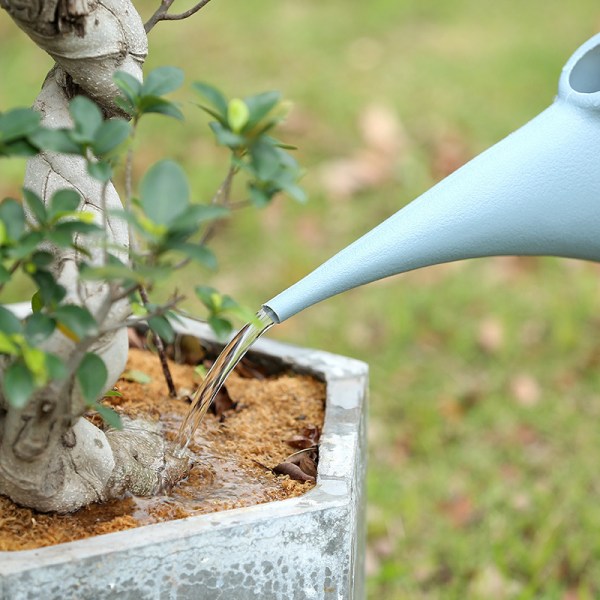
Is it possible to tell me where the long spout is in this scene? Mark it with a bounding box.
[264,33,600,323]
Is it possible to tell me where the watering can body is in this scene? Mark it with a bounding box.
[264,33,600,323]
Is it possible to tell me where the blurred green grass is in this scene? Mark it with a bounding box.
[3,1,600,597]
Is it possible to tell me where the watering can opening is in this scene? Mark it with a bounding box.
[569,44,600,94]
[263,32,600,324]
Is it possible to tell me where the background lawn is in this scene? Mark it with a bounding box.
[3,1,600,597]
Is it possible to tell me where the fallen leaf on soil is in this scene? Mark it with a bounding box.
[286,424,321,449]
[208,386,237,419]
[273,462,315,483]
[287,453,318,479]
[235,358,267,380]
[255,446,319,483]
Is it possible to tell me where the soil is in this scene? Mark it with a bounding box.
[0,342,325,551]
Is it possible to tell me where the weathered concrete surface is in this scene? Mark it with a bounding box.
[0,315,368,600]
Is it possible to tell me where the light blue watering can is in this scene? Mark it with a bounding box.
[263,33,600,323]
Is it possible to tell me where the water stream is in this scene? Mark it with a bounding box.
[172,307,276,455]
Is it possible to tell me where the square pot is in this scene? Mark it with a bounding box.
[0,314,368,600]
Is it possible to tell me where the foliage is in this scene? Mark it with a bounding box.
[0,66,303,419]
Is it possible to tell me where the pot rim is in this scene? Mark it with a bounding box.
[0,305,367,574]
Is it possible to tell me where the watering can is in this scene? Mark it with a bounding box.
[263,33,600,323]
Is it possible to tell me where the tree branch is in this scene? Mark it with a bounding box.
[139,286,177,398]
[144,0,214,33]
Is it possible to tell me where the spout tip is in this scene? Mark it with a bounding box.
[260,304,281,324]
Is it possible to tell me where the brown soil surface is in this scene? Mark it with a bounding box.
[0,347,325,551]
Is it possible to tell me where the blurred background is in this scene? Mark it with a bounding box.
[3,1,600,597]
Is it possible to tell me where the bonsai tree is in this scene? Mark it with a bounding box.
[0,0,303,513]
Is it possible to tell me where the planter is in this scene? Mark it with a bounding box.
[0,313,368,600]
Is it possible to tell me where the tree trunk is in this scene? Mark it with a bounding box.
[0,0,187,513]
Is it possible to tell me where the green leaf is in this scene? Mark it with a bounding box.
[248,184,272,208]
[3,360,35,408]
[32,270,66,305]
[250,140,281,180]
[148,315,175,343]
[31,290,44,312]
[23,189,47,225]
[87,161,113,182]
[92,119,131,155]
[92,402,122,430]
[114,71,143,104]
[192,82,228,118]
[54,221,102,237]
[22,345,48,384]
[0,265,9,284]
[227,98,250,133]
[140,159,189,225]
[29,128,81,154]
[8,231,42,259]
[24,312,55,345]
[114,96,135,117]
[0,108,40,143]
[195,285,219,311]
[167,204,229,232]
[121,369,152,384]
[53,305,98,340]
[45,352,67,380]
[70,96,103,140]
[142,66,184,97]
[0,332,18,355]
[49,189,80,220]
[46,229,74,248]
[168,242,217,269]
[103,389,123,398]
[208,121,245,148]
[137,97,184,120]
[283,182,307,203]
[2,138,39,157]
[76,352,108,403]
[244,90,282,128]
[208,315,232,340]
[0,305,22,334]
[78,261,145,285]
[0,198,25,241]
[196,104,226,125]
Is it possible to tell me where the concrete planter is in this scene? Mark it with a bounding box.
[0,315,368,600]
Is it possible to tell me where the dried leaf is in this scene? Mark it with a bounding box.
[296,455,317,478]
[273,462,315,483]
[286,424,321,449]
[509,373,541,407]
[208,386,237,419]
[235,358,267,380]
[286,436,315,449]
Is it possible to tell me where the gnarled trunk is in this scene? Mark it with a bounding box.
[0,0,186,513]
